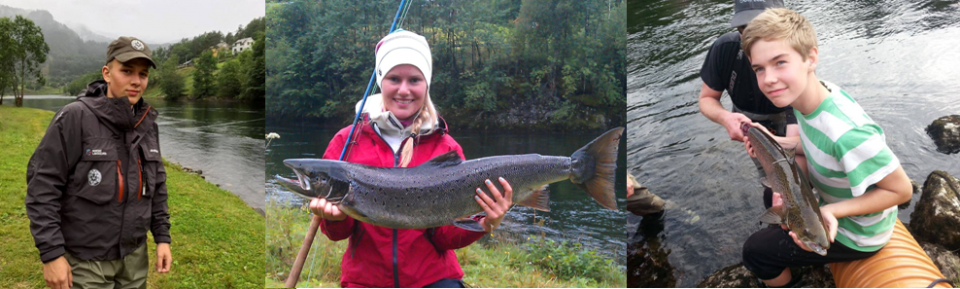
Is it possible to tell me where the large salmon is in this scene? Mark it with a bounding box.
[744,123,831,255]
[277,127,623,232]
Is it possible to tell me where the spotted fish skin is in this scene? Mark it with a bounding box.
[279,128,623,231]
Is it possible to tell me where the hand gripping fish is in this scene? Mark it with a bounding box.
[744,123,831,256]
[277,127,623,232]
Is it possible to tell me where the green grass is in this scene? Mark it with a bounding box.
[0,106,265,288]
[265,200,625,288]
[22,86,61,95]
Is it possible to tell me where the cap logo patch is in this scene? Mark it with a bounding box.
[131,40,145,51]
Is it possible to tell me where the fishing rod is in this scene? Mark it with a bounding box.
[284,0,412,287]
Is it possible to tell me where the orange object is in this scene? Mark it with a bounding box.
[830,219,952,288]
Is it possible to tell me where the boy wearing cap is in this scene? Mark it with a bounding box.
[26,36,172,289]
[740,9,912,287]
[698,0,801,209]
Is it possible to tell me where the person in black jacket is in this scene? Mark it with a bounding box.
[26,36,171,289]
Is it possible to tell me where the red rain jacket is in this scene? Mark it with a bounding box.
[319,117,487,288]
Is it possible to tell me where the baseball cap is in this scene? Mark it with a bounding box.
[106,36,156,68]
[730,0,785,28]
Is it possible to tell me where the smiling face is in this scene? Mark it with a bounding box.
[381,64,427,121]
[102,58,151,106]
[748,38,817,108]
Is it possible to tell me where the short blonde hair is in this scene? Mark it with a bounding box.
[741,8,818,61]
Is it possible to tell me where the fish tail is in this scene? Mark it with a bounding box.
[570,127,623,210]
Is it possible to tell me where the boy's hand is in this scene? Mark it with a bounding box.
[721,111,752,142]
[775,193,838,252]
[156,243,172,273]
[42,256,72,289]
[744,122,774,158]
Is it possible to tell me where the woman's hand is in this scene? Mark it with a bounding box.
[475,177,514,232]
[309,198,347,221]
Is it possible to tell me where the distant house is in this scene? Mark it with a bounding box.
[232,37,254,54]
[216,41,230,50]
[211,41,230,58]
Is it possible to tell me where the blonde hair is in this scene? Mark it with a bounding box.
[398,93,438,167]
[741,8,818,61]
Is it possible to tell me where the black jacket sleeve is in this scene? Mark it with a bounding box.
[700,32,740,92]
[25,107,83,263]
[150,121,172,244]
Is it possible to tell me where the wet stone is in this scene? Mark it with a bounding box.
[926,115,960,154]
[909,170,960,251]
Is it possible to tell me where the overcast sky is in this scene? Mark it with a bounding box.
[2,0,265,44]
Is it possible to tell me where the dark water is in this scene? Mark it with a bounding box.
[7,95,267,210]
[627,0,960,286]
[265,120,629,260]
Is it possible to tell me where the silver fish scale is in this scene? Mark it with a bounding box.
[342,154,572,229]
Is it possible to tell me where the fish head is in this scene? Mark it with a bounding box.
[794,202,832,256]
[282,159,351,202]
[741,123,753,137]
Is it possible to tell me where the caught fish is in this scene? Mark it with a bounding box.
[277,127,623,232]
[743,123,831,256]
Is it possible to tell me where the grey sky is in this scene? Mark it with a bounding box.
[2,0,265,44]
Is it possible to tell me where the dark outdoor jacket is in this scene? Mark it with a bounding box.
[26,80,171,263]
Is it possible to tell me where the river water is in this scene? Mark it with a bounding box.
[265,120,629,260]
[627,0,960,286]
[6,95,267,211]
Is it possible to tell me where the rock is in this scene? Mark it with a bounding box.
[697,264,835,288]
[910,170,960,250]
[919,241,960,282]
[697,263,760,288]
[898,179,921,210]
[628,213,676,288]
[927,115,960,154]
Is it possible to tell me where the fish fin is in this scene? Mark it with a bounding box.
[758,206,785,225]
[419,151,462,168]
[517,185,550,212]
[760,177,771,189]
[571,127,623,210]
[785,148,797,162]
[452,219,486,232]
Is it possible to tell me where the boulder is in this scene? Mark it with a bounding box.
[927,115,960,154]
[628,212,676,288]
[919,241,960,282]
[697,264,834,288]
[910,170,960,251]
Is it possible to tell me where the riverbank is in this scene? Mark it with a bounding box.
[264,200,625,288]
[0,106,264,288]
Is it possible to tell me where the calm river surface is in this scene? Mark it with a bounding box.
[627,0,960,286]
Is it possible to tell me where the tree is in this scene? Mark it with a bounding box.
[6,16,50,107]
[192,50,217,98]
[157,55,185,100]
[216,59,243,98]
[0,17,15,105]
[242,31,265,100]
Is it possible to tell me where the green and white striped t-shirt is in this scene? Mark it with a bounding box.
[795,81,900,252]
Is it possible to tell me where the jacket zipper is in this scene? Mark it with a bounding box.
[117,160,124,202]
[393,228,399,288]
[137,158,143,200]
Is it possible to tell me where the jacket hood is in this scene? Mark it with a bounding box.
[77,80,144,132]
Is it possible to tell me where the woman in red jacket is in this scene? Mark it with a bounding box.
[308,30,514,288]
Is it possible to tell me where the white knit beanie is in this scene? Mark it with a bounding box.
[375,30,432,89]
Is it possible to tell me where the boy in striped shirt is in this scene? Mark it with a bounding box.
[738,8,912,288]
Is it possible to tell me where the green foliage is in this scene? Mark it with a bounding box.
[63,71,103,96]
[523,236,619,283]
[0,16,50,107]
[157,55,186,100]
[192,50,217,98]
[216,59,244,98]
[242,31,265,100]
[266,0,626,130]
